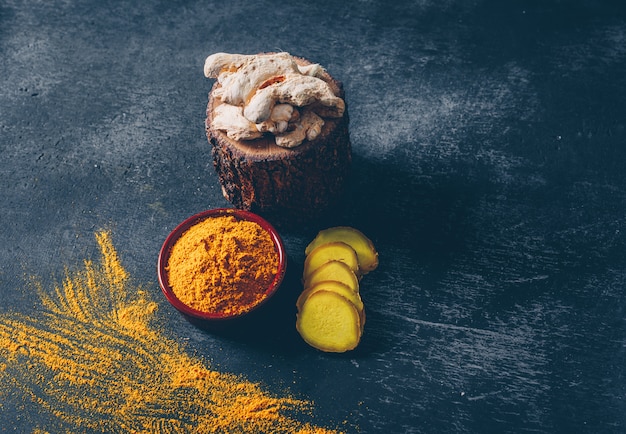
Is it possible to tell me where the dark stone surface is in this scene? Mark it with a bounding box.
[1,0,625,432]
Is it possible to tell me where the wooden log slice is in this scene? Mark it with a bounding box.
[206,55,351,223]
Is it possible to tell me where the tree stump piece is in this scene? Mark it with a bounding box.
[205,56,351,223]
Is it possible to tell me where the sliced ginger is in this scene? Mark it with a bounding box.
[303,260,360,294]
[305,226,379,274]
[296,290,361,353]
[297,280,364,313]
[302,241,359,280]
[298,281,366,334]
[297,226,377,352]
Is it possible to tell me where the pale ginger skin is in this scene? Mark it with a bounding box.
[243,74,344,124]
[212,104,263,141]
[204,52,345,148]
[275,109,324,148]
[256,104,295,134]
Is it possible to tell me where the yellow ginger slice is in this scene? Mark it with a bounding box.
[303,241,359,280]
[297,281,366,333]
[303,260,360,294]
[305,227,379,274]
[297,280,364,313]
[296,290,361,353]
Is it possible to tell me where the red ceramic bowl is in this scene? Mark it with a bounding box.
[157,208,287,322]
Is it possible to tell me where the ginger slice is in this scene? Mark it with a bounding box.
[274,109,325,148]
[303,260,360,294]
[297,280,364,313]
[303,241,359,280]
[298,281,366,333]
[305,227,379,274]
[296,290,361,353]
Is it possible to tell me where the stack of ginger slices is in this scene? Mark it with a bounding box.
[296,227,378,352]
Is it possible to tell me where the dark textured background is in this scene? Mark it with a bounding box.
[2,0,626,432]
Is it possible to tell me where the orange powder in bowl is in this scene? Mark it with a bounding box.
[165,214,279,316]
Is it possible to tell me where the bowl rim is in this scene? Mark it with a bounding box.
[157,207,287,321]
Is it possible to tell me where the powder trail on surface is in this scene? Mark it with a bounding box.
[0,230,339,434]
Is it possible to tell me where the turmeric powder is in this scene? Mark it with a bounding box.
[166,215,279,315]
[0,230,342,433]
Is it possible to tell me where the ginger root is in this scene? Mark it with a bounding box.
[212,104,263,141]
[204,52,345,148]
[274,109,325,149]
[243,74,344,124]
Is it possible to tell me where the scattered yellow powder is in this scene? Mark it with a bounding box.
[0,230,341,433]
